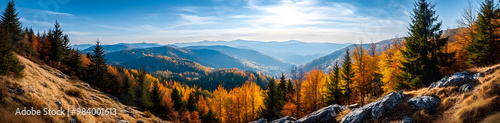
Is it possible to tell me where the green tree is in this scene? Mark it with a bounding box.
[278,73,287,102]
[1,0,23,48]
[466,0,499,66]
[259,78,281,121]
[325,61,341,105]
[286,79,294,94]
[151,81,162,112]
[341,48,354,104]
[0,22,23,75]
[49,21,69,62]
[187,91,199,112]
[171,87,187,112]
[87,41,111,91]
[67,49,82,77]
[400,0,449,88]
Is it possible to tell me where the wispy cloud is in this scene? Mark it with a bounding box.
[66,31,91,36]
[169,14,222,28]
[40,10,74,16]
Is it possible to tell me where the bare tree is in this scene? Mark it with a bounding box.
[457,0,477,31]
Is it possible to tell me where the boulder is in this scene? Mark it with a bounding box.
[123,110,135,118]
[55,100,62,106]
[107,94,120,102]
[117,120,129,123]
[473,72,485,79]
[55,73,66,79]
[429,71,477,89]
[402,116,413,123]
[341,91,404,123]
[137,120,144,123]
[84,83,91,88]
[70,116,78,123]
[271,116,296,123]
[459,84,472,93]
[250,118,267,123]
[16,87,25,95]
[407,96,440,115]
[348,104,359,109]
[296,104,347,123]
[41,83,47,87]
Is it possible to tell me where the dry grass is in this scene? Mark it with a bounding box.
[412,110,433,123]
[336,109,351,122]
[0,108,45,123]
[0,54,167,123]
[144,110,153,118]
[480,112,500,123]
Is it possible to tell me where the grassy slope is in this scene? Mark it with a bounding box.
[0,54,167,123]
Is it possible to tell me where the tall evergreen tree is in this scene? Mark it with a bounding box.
[171,87,187,112]
[87,41,111,91]
[278,73,287,102]
[187,91,199,112]
[49,21,69,62]
[259,78,281,121]
[1,0,23,48]
[325,61,341,105]
[466,0,499,66]
[135,69,146,105]
[286,79,294,94]
[0,22,23,75]
[67,49,82,77]
[400,0,449,88]
[151,81,162,112]
[341,48,354,104]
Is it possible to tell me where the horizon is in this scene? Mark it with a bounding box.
[10,0,475,44]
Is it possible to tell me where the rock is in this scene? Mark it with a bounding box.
[117,120,129,123]
[250,118,267,123]
[55,100,62,106]
[55,73,66,79]
[16,87,25,95]
[7,87,15,93]
[41,83,47,87]
[459,84,472,93]
[271,116,296,123]
[136,120,144,123]
[27,86,36,93]
[408,96,440,115]
[108,94,120,102]
[123,110,135,118]
[402,116,413,123]
[341,91,404,123]
[473,72,485,79]
[84,83,91,88]
[70,116,78,123]
[429,71,477,89]
[297,104,347,123]
[348,104,359,109]
[91,96,98,100]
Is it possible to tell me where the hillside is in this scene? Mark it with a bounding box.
[118,55,211,78]
[301,38,393,72]
[0,54,165,123]
[79,42,162,53]
[186,45,294,75]
[174,39,351,65]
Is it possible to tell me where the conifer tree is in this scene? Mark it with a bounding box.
[49,21,69,62]
[286,79,294,94]
[171,87,187,112]
[400,0,449,87]
[187,91,199,112]
[1,0,23,48]
[87,41,111,91]
[341,48,354,104]
[151,81,162,112]
[278,73,287,102]
[325,61,341,105]
[259,78,281,121]
[67,49,82,77]
[466,0,499,66]
[0,22,23,75]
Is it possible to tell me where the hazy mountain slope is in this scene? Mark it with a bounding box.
[186,45,294,73]
[119,55,211,77]
[0,54,164,123]
[80,42,162,53]
[301,39,393,72]
[174,39,351,65]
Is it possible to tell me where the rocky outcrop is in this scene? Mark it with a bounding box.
[459,84,472,93]
[429,71,478,89]
[340,91,404,123]
[296,104,347,123]
[271,116,296,123]
[250,118,267,123]
[408,96,440,115]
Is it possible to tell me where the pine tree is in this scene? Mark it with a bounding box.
[0,22,23,75]
[466,0,499,66]
[400,0,449,88]
[187,91,199,112]
[67,49,82,77]
[259,78,281,121]
[171,87,187,112]
[325,61,341,105]
[49,21,69,62]
[1,0,23,49]
[341,48,354,104]
[286,79,294,94]
[278,73,287,102]
[151,81,162,112]
[87,41,111,91]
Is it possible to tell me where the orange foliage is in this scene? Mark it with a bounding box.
[300,68,327,114]
[379,39,405,92]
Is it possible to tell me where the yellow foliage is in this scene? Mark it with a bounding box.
[300,68,327,114]
[378,40,405,92]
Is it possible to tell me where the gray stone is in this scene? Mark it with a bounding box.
[117,120,129,123]
[55,73,66,79]
[41,83,47,87]
[136,120,144,123]
[348,104,359,109]
[429,71,477,89]
[16,87,24,95]
[250,118,267,123]
[123,110,135,118]
[271,116,296,123]
[408,96,440,115]
[296,104,347,123]
[84,83,91,88]
[402,116,413,123]
[70,116,78,123]
[473,72,485,79]
[459,84,472,93]
[55,100,62,106]
[341,91,404,123]
[107,94,120,102]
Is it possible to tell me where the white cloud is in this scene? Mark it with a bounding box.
[40,10,74,16]
[169,14,222,28]
[66,31,91,36]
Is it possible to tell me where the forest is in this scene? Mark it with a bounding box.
[0,0,500,123]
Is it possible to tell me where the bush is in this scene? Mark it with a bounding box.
[27,96,44,110]
[144,111,153,118]
[66,89,84,98]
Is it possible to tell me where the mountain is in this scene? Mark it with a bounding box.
[79,42,162,53]
[71,44,93,50]
[118,55,211,78]
[185,45,294,75]
[0,54,164,122]
[301,38,394,72]
[173,39,351,65]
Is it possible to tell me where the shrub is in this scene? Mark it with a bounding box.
[144,111,153,118]
[27,96,44,110]
[66,89,84,98]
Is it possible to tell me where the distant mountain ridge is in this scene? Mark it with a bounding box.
[174,39,351,65]
[76,42,162,53]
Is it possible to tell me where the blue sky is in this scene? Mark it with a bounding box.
[6,0,478,44]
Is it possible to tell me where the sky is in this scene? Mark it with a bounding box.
[5,0,480,44]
